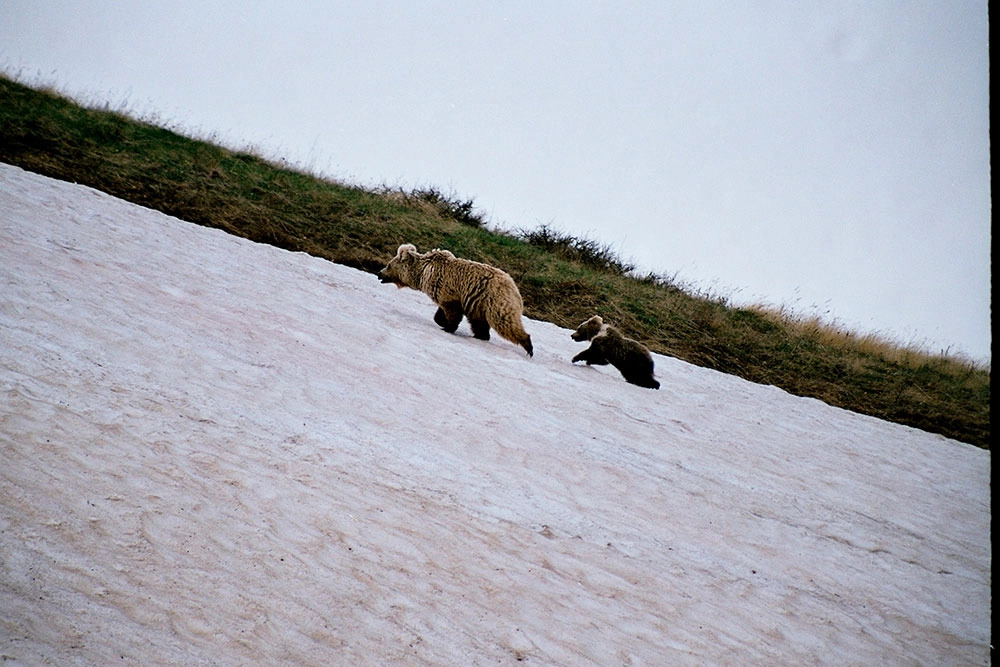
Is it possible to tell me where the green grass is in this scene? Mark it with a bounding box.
[1,75,990,449]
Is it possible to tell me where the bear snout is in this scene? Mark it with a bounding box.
[378,267,398,285]
[379,271,405,288]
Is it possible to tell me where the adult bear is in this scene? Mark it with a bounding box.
[571,315,659,389]
[379,244,533,356]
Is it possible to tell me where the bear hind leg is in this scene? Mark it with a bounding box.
[620,362,660,389]
[469,318,491,341]
[520,335,533,357]
[624,374,660,390]
[488,313,533,357]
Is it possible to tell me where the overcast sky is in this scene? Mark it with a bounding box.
[1,1,990,362]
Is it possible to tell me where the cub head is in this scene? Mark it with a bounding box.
[571,315,605,342]
[379,243,421,288]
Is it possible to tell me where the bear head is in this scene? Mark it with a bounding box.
[379,243,421,288]
[571,315,605,341]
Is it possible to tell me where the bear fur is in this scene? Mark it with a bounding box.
[379,244,533,356]
[571,315,659,389]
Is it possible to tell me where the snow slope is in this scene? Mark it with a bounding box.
[0,163,991,665]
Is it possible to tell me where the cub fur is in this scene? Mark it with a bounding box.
[379,244,533,356]
[571,315,659,389]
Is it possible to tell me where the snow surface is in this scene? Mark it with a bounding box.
[0,163,991,665]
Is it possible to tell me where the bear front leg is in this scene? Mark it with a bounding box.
[469,318,491,341]
[434,302,464,333]
[582,347,609,365]
[573,346,608,365]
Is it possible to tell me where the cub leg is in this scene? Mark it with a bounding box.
[573,345,609,365]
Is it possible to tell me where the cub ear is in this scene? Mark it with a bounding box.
[397,243,418,258]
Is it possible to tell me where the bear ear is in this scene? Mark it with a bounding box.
[591,315,604,325]
[397,243,417,258]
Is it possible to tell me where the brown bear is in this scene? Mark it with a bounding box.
[571,315,659,389]
[379,244,534,356]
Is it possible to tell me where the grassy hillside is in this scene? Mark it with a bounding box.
[0,76,990,449]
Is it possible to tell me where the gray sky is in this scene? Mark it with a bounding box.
[1,1,990,361]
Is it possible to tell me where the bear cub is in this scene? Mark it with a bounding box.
[571,315,659,389]
[379,244,533,356]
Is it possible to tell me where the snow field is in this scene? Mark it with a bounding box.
[0,164,991,665]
